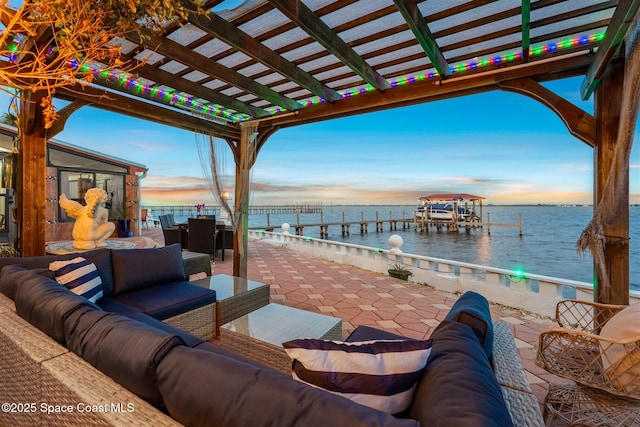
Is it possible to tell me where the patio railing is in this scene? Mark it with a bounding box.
[248,229,640,319]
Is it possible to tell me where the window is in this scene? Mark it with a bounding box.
[58,171,124,221]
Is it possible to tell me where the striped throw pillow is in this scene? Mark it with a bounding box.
[283,338,432,414]
[49,257,103,303]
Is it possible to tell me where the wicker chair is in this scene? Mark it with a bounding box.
[215,224,233,261]
[187,218,218,259]
[536,300,640,426]
[159,214,188,248]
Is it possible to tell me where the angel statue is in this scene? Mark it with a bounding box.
[59,188,116,250]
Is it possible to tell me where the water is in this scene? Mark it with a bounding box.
[173,205,640,291]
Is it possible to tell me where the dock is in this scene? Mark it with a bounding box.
[253,211,522,237]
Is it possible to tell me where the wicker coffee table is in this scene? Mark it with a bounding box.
[219,303,343,373]
[192,274,270,335]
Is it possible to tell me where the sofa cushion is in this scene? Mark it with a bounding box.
[599,302,640,392]
[111,244,186,295]
[96,297,142,317]
[0,249,115,297]
[64,307,184,408]
[194,341,273,366]
[347,325,413,342]
[409,320,513,427]
[157,345,417,427]
[111,281,216,320]
[283,338,431,414]
[49,257,103,303]
[129,311,204,348]
[13,269,101,345]
[444,291,494,359]
[0,264,31,299]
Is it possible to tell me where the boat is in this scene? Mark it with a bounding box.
[415,193,485,222]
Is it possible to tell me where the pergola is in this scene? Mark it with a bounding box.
[8,0,639,304]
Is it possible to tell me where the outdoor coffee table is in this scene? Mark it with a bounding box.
[192,274,270,335]
[219,303,343,373]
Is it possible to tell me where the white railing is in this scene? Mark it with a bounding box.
[249,229,640,318]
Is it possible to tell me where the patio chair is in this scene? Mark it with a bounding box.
[159,214,188,249]
[187,218,218,259]
[141,208,149,230]
[215,224,233,261]
[536,300,640,426]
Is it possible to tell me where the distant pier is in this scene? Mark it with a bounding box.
[145,203,322,217]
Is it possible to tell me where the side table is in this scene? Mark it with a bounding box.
[219,303,343,373]
[191,274,270,334]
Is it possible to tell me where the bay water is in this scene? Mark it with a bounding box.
[176,205,639,291]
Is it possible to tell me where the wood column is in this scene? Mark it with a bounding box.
[231,125,277,278]
[18,91,47,256]
[233,156,250,278]
[593,58,629,304]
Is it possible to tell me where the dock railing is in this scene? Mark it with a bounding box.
[248,229,639,318]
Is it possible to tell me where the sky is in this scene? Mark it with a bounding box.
[1,78,639,207]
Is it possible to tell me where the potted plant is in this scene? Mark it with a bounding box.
[114,206,132,237]
[388,263,413,281]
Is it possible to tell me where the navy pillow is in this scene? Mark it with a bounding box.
[410,320,513,426]
[111,244,187,295]
[444,291,494,359]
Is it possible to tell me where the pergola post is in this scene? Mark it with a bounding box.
[232,141,250,278]
[230,124,277,278]
[17,90,48,256]
[593,58,629,304]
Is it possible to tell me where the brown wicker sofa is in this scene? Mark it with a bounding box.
[0,249,543,427]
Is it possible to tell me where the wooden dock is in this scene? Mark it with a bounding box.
[253,211,522,237]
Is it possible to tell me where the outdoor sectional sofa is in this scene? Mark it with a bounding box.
[0,245,544,427]
[0,244,217,341]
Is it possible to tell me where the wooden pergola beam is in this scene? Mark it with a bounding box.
[131,62,270,118]
[522,0,531,62]
[189,12,340,102]
[126,30,301,111]
[56,85,241,139]
[81,66,257,126]
[268,0,390,92]
[497,78,595,146]
[580,0,640,99]
[392,0,450,78]
[46,100,88,138]
[265,53,592,128]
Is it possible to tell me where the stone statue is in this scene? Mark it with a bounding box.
[59,188,115,250]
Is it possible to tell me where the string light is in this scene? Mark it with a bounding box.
[7,30,603,122]
[305,31,606,104]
